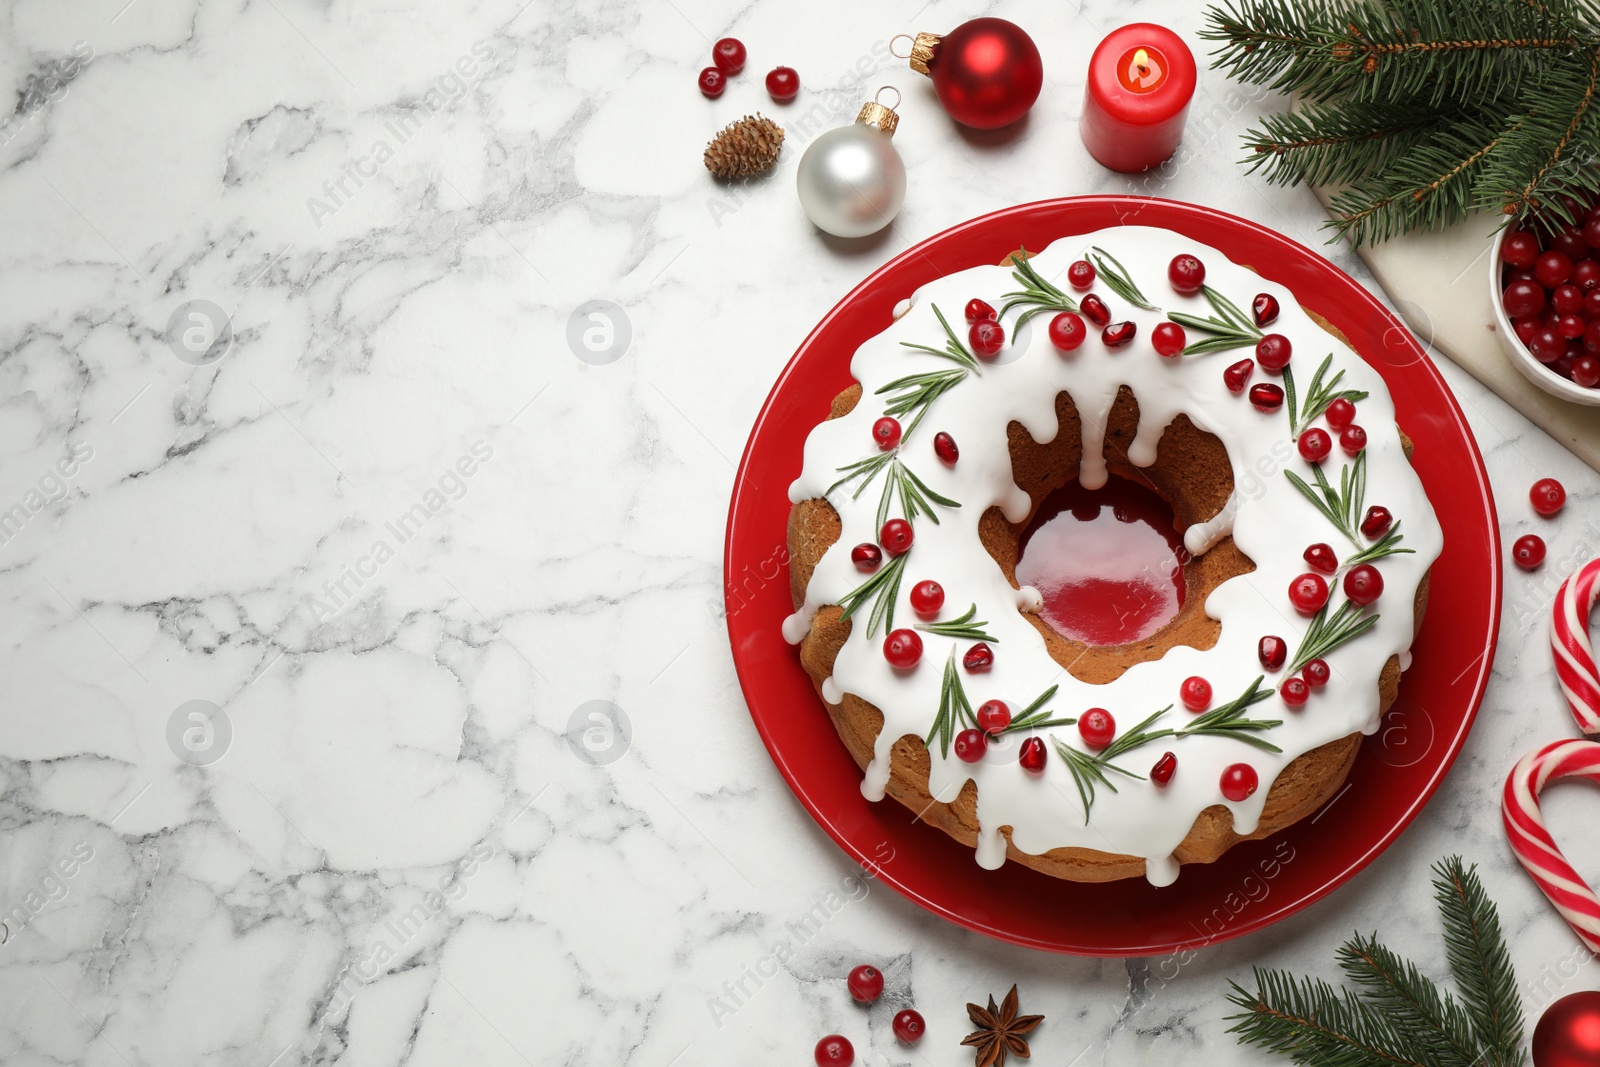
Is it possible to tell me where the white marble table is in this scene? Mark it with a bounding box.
[0,0,1594,1063]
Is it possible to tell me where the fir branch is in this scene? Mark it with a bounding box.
[999,254,1079,324]
[1167,285,1265,355]
[1242,98,1458,188]
[1088,246,1157,310]
[1287,599,1381,675]
[1337,934,1483,1067]
[916,604,997,642]
[1226,970,1442,1067]
[1487,46,1600,223]
[1177,676,1284,752]
[926,648,977,758]
[1433,857,1526,1066]
[836,550,908,639]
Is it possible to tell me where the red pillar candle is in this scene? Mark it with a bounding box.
[1081,24,1197,173]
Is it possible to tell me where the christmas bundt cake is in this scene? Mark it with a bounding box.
[783,226,1441,885]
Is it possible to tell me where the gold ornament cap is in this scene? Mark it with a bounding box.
[908,31,939,76]
[855,86,901,137]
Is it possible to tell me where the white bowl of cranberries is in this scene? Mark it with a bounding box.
[1493,211,1600,405]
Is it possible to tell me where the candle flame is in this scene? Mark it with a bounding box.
[1133,47,1149,72]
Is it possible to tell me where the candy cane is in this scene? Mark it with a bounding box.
[1502,739,1600,954]
[1551,558,1600,736]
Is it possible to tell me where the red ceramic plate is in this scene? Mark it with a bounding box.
[724,197,1501,956]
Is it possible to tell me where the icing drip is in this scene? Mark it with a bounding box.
[784,227,1443,885]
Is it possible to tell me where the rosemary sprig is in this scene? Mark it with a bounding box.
[836,550,909,639]
[884,304,982,437]
[1088,245,1157,310]
[1287,600,1380,675]
[826,453,959,529]
[1284,355,1371,436]
[916,603,997,642]
[1344,522,1415,567]
[1284,450,1368,547]
[998,253,1079,324]
[1000,684,1077,733]
[1053,707,1173,822]
[1176,676,1283,752]
[897,303,983,372]
[1166,285,1264,355]
[926,649,978,758]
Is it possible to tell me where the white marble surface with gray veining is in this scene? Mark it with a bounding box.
[0,0,1595,1063]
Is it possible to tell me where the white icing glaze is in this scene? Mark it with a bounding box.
[783,227,1442,884]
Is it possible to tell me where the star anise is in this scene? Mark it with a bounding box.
[961,984,1044,1066]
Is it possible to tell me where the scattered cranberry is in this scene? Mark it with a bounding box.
[1102,321,1136,348]
[1067,259,1096,289]
[1324,397,1356,429]
[1289,572,1330,615]
[1252,293,1280,327]
[969,319,1005,359]
[1343,563,1384,605]
[1079,708,1116,749]
[1256,333,1292,373]
[873,416,902,451]
[1513,533,1547,570]
[1249,383,1285,412]
[766,66,800,102]
[1224,358,1254,393]
[933,431,959,465]
[1280,677,1309,708]
[1302,658,1331,688]
[712,37,746,74]
[1340,425,1368,455]
[851,543,881,571]
[1169,253,1206,294]
[1153,321,1187,357]
[815,1035,854,1067]
[1081,294,1110,326]
[1220,763,1259,802]
[893,1008,926,1043]
[1180,676,1213,711]
[910,579,944,618]
[963,643,993,672]
[977,699,1011,735]
[884,628,923,669]
[1537,250,1575,288]
[1531,477,1566,515]
[954,728,987,763]
[1298,428,1332,463]
[880,519,913,555]
[964,298,996,323]
[1503,230,1540,268]
[1303,543,1338,573]
[1018,736,1047,773]
[1150,751,1177,786]
[1576,356,1600,387]
[1259,635,1287,671]
[1048,311,1086,351]
[1361,506,1393,539]
[1502,278,1546,319]
[698,67,726,98]
[847,964,883,1003]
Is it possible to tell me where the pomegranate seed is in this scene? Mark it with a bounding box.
[1019,736,1047,773]
[1256,333,1292,373]
[977,699,1011,735]
[1343,563,1384,605]
[1102,321,1137,348]
[1361,506,1393,539]
[933,431,959,465]
[1220,763,1259,802]
[1289,572,1330,615]
[880,519,913,555]
[1259,635,1287,671]
[1324,397,1356,429]
[883,628,923,669]
[712,37,746,74]
[893,1009,927,1043]
[1280,677,1309,708]
[1081,294,1110,326]
[1513,533,1547,570]
[964,298,997,323]
[1048,311,1086,351]
[765,66,800,102]
[847,964,882,1002]
[953,728,986,763]
[1252,293,1280,326]
[1180,676,1212,711]
[1224,358,1254,393]
[815,1035,854,1067]
[969,319,1005,360]
[698,67,726,97]
[1150,751,1177,786]
[1153,321,1187,357]
[851,543,882,571]
[1298,428,1332,463]
[1079,708,1116,749]
[1067,260,1096,289]
[1303,658,1331,688]
[909,579,944,618]
[873,416,902,451]
[1340,425,1367,455]
[1250,383,1285,411]
[1531,477,1566,515]
[1168,253,1205,294]
[963,643,993,672]
[1304,543,1339,573]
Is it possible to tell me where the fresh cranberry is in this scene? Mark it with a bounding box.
[1304,543,1338,573]
[1587,215,1600,250]
[963,642,993,672]
[1168,253,1206,294]
[1537,250,1575,288]
[698,66,726,97]
[1048,311,1086,351]
[1280,677,1309,708]
[964,298,997,323]
[977,699,1011,735]
[969,319,1005,360]
[934,431,959,465]
[1224,358,1255,393]
[765,66,800,102]
[909,579,944,618]
[1150,751,1177,786]
[1302,658,1331,688]
[1513,533,1547,570]
[873,416,902,451]
[1340,425,1367,455]
[847,964,883,1002]
[1530,326,1567,363]
[1503,230,1540,267]
[1220,763,1259,802]
[1079,708,1116,749]
[1081,294,1110,326]
[884,629,923,669]
[1509,267,1539,285]
[1102,321,1136,348]
[1561,314,1587,339]
[1361,506,1393,539]
[712,37,746,74]
[1587,291,1600,318]
[893,1008,927,1043]
[1180,676,1212,711]
[1067,259,1096,289]
[1153,321,1187,357]
[1018,736,1047,773]
[1343,563,1384,605]
[1502,278,1546,319]
[1576,356,1600,387]
[1554,283,1586,314]
[1531,478,1566,515]
[1252,293,1280,327]
[1298,428,1332,463]
[1579,258,1600,292]
[815,1035,854,1067]
[1256,334,1292,373]
[1249,383,1284,411]
[1519,317,1542,346]
[1259,635,1287,671]
[1324,397,1356,429]
[1289,572,1330,615]
[1553,227,1589,261]
[851,543,881,571]
[880,519,913,555]
[953,728,986,763]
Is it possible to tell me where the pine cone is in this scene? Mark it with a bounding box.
[704,114,784,180]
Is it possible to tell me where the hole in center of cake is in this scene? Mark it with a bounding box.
[1015,475,1186,647]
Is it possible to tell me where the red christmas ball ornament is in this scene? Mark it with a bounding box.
[906,18,1043,130]
[1532,991,1600,1067]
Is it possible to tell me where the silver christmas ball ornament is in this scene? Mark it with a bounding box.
[797,88,907,238]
